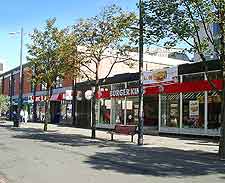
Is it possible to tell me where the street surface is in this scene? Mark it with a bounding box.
[0,120,225,183]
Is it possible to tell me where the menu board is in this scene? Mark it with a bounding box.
[189,100,199,117]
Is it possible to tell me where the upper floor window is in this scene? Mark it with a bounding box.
[55,76,63,88]
[41,82,47,91]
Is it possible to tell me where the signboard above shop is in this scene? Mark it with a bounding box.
[110,87,139,97]
[143,67,178,85]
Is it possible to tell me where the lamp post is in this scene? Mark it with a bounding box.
[9,27,24,127]
[138,0,144,145]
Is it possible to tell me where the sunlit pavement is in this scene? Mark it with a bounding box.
[0,120,224,183]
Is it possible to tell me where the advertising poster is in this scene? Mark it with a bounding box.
[189,100,199,117]
[143,66,178,85]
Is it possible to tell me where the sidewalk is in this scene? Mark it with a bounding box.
[1,120,219,155]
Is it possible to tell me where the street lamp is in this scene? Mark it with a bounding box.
[9,27,24,127]
[138,0,144,145]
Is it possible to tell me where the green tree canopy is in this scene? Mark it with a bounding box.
[143,0,225,158]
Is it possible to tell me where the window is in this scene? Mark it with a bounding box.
[183,73,204,82]
[213,23,220,36]
[208,91,221,129]
[161,94,180,128]
[182,92,204,129]
[207,71,222,80]
[55,76,63,88]
[41,82,47,91]
[31,81,35,92]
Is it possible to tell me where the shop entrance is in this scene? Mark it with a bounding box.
[50,101,61,124]
[143,95,159,129]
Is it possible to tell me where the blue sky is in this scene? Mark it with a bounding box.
[0,0,137,72]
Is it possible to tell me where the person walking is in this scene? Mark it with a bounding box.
[24,109,29,124]
[20,109,25,123]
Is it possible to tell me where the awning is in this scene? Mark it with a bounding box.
[50,93,63,101]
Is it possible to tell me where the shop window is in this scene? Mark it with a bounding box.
[99,99,111,124]
[182,92,204,129]
[111,98,125,124]
[208,91,221,129]
[161,94,180,128]
[126,97,139,125]
[183,73,204,82]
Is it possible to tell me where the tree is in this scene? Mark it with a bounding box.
[143,0,225,159]
[0,95,9,117]
[58,30,84,126]
[73,5,137,138]
[27,18,68,131]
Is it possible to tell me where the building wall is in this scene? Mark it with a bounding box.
[3,77,10,96]
[13,73,20,96]
[23,68,32,94]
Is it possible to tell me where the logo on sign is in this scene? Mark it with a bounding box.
[110,88,139,97]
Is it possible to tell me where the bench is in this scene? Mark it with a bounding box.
[107,124,138,142]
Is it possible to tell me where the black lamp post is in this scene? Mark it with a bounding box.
[138,0,144,145]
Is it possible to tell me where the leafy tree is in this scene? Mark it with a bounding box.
[58,31,84,126]
[27,18,68,131]
[73,5,137,138]
[143,0,225,158]
[0,95,9,116]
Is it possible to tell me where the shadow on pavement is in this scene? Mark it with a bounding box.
[2,122,224,178]
[0,123,57,133]
[84,145,225,177]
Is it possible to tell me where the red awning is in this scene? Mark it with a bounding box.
[50,93,63,101]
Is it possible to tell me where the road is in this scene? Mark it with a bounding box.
[0,121,225,183]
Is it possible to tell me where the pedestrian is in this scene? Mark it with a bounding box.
[24,109,29,124]
[20,109,25,123]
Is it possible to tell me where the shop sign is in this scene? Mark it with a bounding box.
[110,87,139,97]
[64,90,73,101]
[143,67,178,85]
[85,90,93,100]
[189,100,199,117]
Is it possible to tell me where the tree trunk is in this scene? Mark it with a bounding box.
[44,87,51,131]
[32,85,37,122]
[72,79,77,126]
[91,64,99,139]
[91,87,97,139]
[219,78,225,159]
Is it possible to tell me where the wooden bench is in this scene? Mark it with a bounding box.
[107,124,138,142]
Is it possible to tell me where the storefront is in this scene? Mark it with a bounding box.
[96,62,223,136]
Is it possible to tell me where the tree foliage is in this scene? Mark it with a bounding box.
[27,18,68,88]
[0,95,9,115]
[143,0,225,158]
[27,18,70,130]
[73,4,137,138]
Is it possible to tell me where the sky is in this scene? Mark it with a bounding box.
[0,0,137,72]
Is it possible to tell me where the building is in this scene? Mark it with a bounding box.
[193,23,220,62]
[0,53,189,128]
[95,60,222,136]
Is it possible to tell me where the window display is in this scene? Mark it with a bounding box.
[161,94,180,128]
[183,92,204,128]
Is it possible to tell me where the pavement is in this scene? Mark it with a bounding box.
[0,120,225,183]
